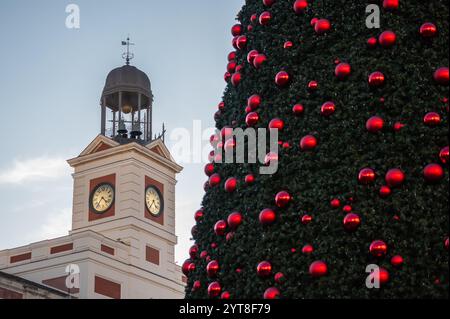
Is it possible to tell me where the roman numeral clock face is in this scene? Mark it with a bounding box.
[145,186,163,216]
[91,183,114,214]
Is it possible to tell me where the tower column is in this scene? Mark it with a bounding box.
[101,97,106,135]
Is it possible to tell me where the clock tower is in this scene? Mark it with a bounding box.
[0,42,185,299]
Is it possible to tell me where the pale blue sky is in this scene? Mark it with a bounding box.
[0,0,243,263]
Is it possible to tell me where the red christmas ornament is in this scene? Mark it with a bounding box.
[263,287,280,299]
[257,261,272,277]
[224,72,231,82]
[208,282,221,298]
[226,231,234,241]
[245,106,252,113]
[182,259,194,276]
[236,36,247,50]
[358,168,376,184]
[227,212,243,229]
[245,174,255,184]
[385,168,405,187]
[253,54,267,69]
[192,280,201,292]
[314,19,331,35]
[275,191,291,208]
[264,152,278,165]
[247,50,259,64]
[293,0,308,14]
[300,135,317,151]
[301,214,312,225]
[246,112,259,126]
[259,11,272,25]
[309,261,328,277]
[445,237,449,250]
[376,268,390,285]
[214,220,227,236]
[321,101,336,116]
[391,255,404,267]
[231,72,242,87]
[379,185,392,198]
[217,102,225,111]
[219,291,230,299]
[232,36,239,49]
[263,0,275,6]
[224,177,237,192]
[367,37,378,48]
[227,61,237,73]
[310,17,318,26]
[434,67,449,86]
[275,71,290,87]
[343,213,361,232]
[335,63,351,79]
[308,80,318,92]
[369,71,385,87]
[393,122,405,131]
[209,173,221,187]
[207,260,220,277]
[200,251,208,259]
[370,240,388,258]
[194,209,204,222]
[269,118,284,130]
[378,30,396,48]
[366,116,384,133]
[231,24,243,36]
[236,64,244,74]
[330,198,341,208]
[259,208,276,225]
[293,104,304,115]
[227,51,236,61]
[283,41,293,49]
[251,13,258,23]
[247,94,261,110]
[189,245,199,259]
[420,22,438,38]
[302,244,314,254]
[423,112,441,126]
[440,146,449,164]
[274,272,285,284]
[204,163,214,176]
[383,0,398,10]
[423,163,444,183]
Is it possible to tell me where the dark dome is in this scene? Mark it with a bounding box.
[101,65,153,111]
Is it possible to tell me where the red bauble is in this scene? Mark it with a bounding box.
[209,173,221,187]
[310,17,318,26]
[283,41,293,49]
[383,0,398,10]
[366,116,384,133]
[236,35,247,50]
[191,225,198,237]
[331,198,341,208]
[379,185,392,198]
[217,102,225,111]
[227,212,243,229]
[385,168,405,187]
[308,80,318,92]
[204,163,214,176]
[264,152,278,165]
[358,168,376,184]
[259,208,276,225]
[440,146,449,164]
[343,213,361,232]
[314,19,331,35]
[257,261,272,277]
[224,72,231,82]
[214,220,227,236]
[227,60,237,73]
[378,30,396,48]
[269,118,284,130]
[370,240,388,258]
[263,287,280,299]
[367,37,378,48]
[376,268,390,285]
[189,244,198,259]
[302,244,314,254]
[368,71,385,87]
[420,22,437,38]
[391,255,404,267]
[300,135,317,151]
[247,94,261,110]
[393,122,405,131]
[231,72,242,87]
[275,191,291,208]
[227,51,236,61]
[246,112,259,126]
[423,163,444,183]
[274,272,285,284]
[247,50,259,64]
[335,62,351,79]
[342,205,352,213]
[245,174,255,184]
[263,0,275,6]
[182,259,194,276]
[207,260,220,277]
[250,13,258,23]
[259,11,272,25]
[301,214,312,225]
[208,282,221,298]
[200,251,208,259]
[231,24,243,36]
[275,71,290,87]
[434,67,449,86]
[194,209,204,222]
[309,261,328,277]
[321,101,336,116]
[253,54,267,69]
[192,280,201,292]
[423,112,441,126]
[293,0,308,14]
[224,177,237,192]
[293,104,304,115]
[445,237,449,251]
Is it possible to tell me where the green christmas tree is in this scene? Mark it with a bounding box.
[185,0,449,299]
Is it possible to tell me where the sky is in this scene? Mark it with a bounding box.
[0,0,243,264]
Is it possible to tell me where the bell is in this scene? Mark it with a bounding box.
[130,123,142,139]
[118,120,127,134]
[122,104,133,114]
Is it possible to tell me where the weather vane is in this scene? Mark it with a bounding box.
[122,36,135,65]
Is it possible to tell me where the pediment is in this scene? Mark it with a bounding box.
[146,139,174,162]
[79,135,120,157]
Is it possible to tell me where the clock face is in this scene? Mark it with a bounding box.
[145,186,163,216]
[90,183,115,214]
